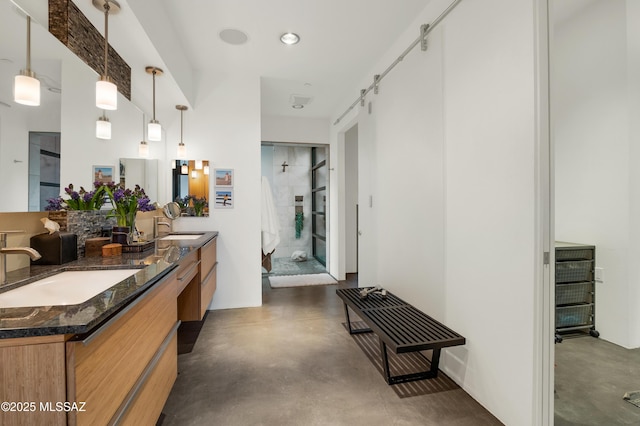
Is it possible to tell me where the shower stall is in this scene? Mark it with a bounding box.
[261,143,328,275]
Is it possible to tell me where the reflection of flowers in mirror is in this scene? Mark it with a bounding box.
[45,182,107,211]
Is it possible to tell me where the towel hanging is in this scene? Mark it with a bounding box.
[295,211,304,239]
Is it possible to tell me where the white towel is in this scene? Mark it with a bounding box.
[261,176,280,254]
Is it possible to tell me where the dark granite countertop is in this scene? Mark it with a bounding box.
[0,231,217,340]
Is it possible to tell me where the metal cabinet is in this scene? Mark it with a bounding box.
[555,242,599,338]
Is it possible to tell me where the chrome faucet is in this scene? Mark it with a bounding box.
[0,231,42,284]
[153,216,172,238]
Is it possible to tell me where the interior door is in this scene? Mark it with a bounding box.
[311,146,328,265]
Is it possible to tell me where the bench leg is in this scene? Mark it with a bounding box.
[343,303,372,335]
[378,338,441,385]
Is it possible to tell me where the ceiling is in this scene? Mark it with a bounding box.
[77,0,433,121]
[8,1,602,124]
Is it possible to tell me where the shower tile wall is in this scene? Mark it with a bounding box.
[272,146,312,258]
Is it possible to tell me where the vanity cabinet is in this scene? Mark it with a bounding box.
[177,236,218,321]
[0,335,67,426]
[199,236,218,318]
[66,270,179,426]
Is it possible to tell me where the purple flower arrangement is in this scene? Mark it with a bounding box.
[45,182,155,227]
[45,182,106,211]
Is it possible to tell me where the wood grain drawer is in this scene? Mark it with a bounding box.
[200,237,217,278]
[200,263,217,318]
[175,250,200,295]
[0,338,67,426]
[66,272,178,426]
[118,327,178,426]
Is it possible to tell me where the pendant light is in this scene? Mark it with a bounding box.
[94,0,119,110]
[181,162,188,175]
[176,105,188,159]
[203,164,210,175]
[191,170,198,179]
[14,16,40,106]
[139,114,149,158]
[146,67,163,141]
[96,111,111,139]
[195,160,203,170]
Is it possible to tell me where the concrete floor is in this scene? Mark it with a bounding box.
[555,335,640,425]
[161,277,501,425]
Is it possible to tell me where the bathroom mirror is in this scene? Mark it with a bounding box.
[119,158,159,204]
[0,1,165,213]
[171,160,210,217]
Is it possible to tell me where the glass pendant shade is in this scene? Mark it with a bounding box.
[148,120,162,141]
[195,160,203,170]
[191,170,197,179]
[139,141,149,158]
[181,163,188,174]
[96,78,117,110]
[177,142,186,159]
[14,73,40,106]
[96,116,111,139]
[203,165,210,175]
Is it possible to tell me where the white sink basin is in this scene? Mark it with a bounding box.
[160,234,203,240]
[0,269,140,309]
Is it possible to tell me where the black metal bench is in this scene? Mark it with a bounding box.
[336,287,466,385]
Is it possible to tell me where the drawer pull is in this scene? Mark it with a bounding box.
[178,261,200,282]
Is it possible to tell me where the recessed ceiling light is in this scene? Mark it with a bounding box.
[292,104,304,109]
[280,32,300,45]
[219,29,249,45]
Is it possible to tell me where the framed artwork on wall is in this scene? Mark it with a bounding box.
[92,165,115,185]
[215,168,233,187]
[214,188,233,209]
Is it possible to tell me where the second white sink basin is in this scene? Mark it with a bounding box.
[160,234,203,240]
[0,269,140,309]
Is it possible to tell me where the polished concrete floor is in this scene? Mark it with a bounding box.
[161,276,501,425]
[555,335,640,425]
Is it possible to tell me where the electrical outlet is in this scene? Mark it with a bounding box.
[595,267,604,283]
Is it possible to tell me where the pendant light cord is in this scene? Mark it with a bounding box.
[26,16,31,71]
[103,2,110,78]
[152,70,157,120]
[180,108,183,142]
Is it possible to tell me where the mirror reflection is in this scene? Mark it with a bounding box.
[119,158,159,206]
[171,160,210,217]
[0,1,165,213]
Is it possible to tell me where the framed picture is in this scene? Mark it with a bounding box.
[215,168,233,187]
[214,188,234,209]
[92,165,115,185]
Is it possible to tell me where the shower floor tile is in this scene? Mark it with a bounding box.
[267,257,326,276]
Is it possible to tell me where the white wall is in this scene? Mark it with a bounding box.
[553,0,639,348]
[627,0,640,349]
[172,73,262,309]
[330,0,542,424]
[261,115,329,144]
